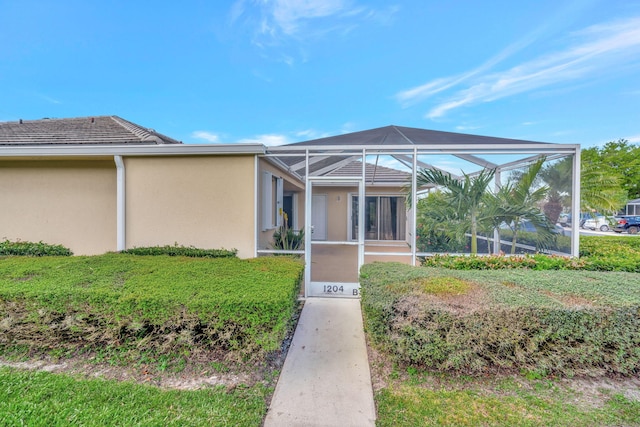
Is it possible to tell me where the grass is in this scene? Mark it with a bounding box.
[364,262,640,308]
[376,379,640,426]
[0,366,267,426]
[365,258,640,424]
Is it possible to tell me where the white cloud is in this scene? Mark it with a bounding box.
[271,0,350,35]
[230,1,398,64]
[455,125,482,131]
[238,133,291,146]
[36,93,61,104]
[397,16,640,119]
[191,131,222,143]
[626,134,640,143]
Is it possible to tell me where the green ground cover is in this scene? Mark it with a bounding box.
[422,235,640,272]
[365,252,640,425]
[0,366,267,426]
[374,372,640,427]
[361,263,640,375]
[0,253,304,364]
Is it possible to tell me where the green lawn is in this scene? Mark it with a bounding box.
[375,377,640,427]
[0,367,267,426]
[0,253,304,425]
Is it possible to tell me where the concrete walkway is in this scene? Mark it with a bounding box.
[264,298,376,427]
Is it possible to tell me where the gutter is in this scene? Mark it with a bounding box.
[0,143,266,157]
[114,155,126,251]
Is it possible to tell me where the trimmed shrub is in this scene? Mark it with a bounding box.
[422,254,587,270]
[121,244,237,258]
[421,235,640,272]
[361,262,640,376]
[0,254,303,364]
[0,240,72,257]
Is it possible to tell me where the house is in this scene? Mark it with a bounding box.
[624,198,640,216]
[0,116,581,297]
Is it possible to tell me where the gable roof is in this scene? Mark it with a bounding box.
[0,116,181,146]
[326,160,410,184]
[283,125,552,148]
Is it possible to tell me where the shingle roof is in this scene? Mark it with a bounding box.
[284,125,552,147]
[0,116,181,146]
[326,160,410,184]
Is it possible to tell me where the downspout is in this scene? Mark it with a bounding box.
[114,156,126,251]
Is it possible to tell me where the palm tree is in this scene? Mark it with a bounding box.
[541,154,627,222]
[540,157,572,224]
[494,158,552,254]
[415,168,495,254]
[580,162,627,214]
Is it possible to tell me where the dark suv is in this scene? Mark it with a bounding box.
[613,215,640,234]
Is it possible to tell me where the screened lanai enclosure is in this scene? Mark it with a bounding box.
[258,126,580,298]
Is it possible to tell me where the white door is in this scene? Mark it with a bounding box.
[311,194,327,240]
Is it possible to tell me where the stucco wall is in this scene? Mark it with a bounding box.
[0,159,116,255]
[124,156,255,258]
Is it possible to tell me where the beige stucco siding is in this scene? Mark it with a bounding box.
[124,156,255,258]
[0,160,116,255]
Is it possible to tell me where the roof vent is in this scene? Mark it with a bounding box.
[19,119,23,124]
[91,117,95,123]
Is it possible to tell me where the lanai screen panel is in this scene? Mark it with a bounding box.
[263,125,580,266]
[414,153,576,257]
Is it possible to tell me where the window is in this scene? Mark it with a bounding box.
[351,195,406,240]
[283,193,298,230]
[262,171,283,231]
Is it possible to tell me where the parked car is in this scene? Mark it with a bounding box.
[512,220,565,236]
[613,215,640,234]
[582,216,616,232]
[558,212,598,227]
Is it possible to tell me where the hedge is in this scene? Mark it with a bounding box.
[0,254,304,364]
[0,240,72,257]
[421,235,640,272]
[121,244,237,258]
[360,262,640,376]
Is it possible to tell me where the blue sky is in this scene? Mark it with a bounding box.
[1,0,639,148]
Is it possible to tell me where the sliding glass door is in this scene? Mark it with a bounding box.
[351,195,406,241]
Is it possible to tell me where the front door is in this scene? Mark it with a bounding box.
[306,179,363,298]
[311,194,327,240]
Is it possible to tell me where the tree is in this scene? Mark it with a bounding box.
[540,157,572,224]
[415,168,495,254]
[582,140,637,209]
[593,139,640,200]
[494,158,554,254]
[580,162,627,214]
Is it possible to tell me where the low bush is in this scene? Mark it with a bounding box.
[579,235,640,272]
[0,254,303,364]
[421,253,588,270]
[421,235,640,272]
[121,244,237,258]
[361,262,640,376]
[0,240,72,257]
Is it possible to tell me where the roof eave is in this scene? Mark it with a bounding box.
[0,143,266,157]
[267,143,580,153]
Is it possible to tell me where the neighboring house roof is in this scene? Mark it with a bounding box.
[0,116,181,146]
[326,160,410,185]
[628,198,640,204]
[284,125,553,147]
